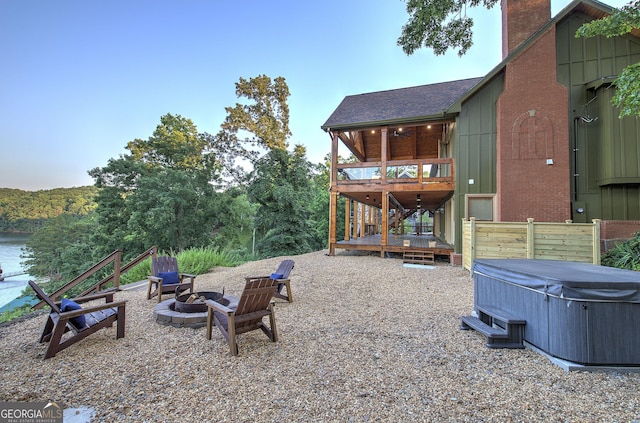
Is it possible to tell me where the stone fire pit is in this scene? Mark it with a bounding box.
[153,291,234,328]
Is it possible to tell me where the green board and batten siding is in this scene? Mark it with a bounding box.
[452,74,503,252]
[556,13,640,223]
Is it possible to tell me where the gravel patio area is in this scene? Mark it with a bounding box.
[1,250,639,422]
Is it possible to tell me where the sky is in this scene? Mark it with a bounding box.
[0,0,630,191]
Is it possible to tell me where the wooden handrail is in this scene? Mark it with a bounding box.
[32,246,157,309]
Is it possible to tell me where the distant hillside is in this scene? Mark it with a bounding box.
[0,186,97,232]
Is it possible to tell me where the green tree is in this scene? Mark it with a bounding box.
[0,187,96,232]
[247,147,318,258]
[209,186,257,255]
[576,0,640,117]
[397,0,640,117]
[219,75,291,153]
[397,0,498,57]
[23,214,97,283]
[88,114,227,257]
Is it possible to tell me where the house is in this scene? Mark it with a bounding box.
[321,0,640,259]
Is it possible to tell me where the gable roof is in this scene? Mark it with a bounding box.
[321,77,483,131]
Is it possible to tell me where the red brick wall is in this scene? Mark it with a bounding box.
[495,26,571,223]
[601,220,640,252]
[502,0,551,58]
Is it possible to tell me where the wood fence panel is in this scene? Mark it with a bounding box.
[462,218,601,270]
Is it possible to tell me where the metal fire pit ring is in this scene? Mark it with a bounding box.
[171,291,230,313]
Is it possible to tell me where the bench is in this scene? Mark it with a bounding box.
[403,250,435,265]
[460,305,526,349]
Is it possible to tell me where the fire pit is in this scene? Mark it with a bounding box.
[154,291,234,328]
[172,291,230,313]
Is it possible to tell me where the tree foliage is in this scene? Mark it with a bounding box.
[88,113,226,257]
[0,187,97,232]
[248,146,320,258]
[22,214,97,284]
[576,0,640,117]
[17,75,334,286]
[219,75,291,153]
[397,0,498,56]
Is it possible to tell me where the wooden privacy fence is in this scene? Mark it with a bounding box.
[462,218,601,270]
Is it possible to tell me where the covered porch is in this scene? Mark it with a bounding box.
[322,78,482,259]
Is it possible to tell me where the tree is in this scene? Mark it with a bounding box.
[397,0,498,57]
[576,0,640,117]
[219,75,292,153]
[397,0,640,117]
[247,146,318,258]
[88,114,227,256]
[23,214,97,284]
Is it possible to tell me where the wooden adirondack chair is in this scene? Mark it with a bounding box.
[205,277,279,356]
[28,280,127,359]
[271,259,295,302]
[146,256,195,303]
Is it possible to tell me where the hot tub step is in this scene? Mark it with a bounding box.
[460,315,525,349]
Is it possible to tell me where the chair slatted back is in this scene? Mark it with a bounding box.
[152,256,179,276]
[235,277,279,327]
[274,260,295,278]
[28,280,61,313]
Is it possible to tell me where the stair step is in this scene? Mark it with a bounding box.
[476,305,526,325]
[460,316,509,338]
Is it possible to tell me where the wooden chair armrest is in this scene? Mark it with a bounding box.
[58,300,127,320]
[205,299,234,315]
[180,273,196,279]
[148,276,162,282]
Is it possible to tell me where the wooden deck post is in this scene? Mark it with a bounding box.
[344,198,350,241]
[360,201,366,237]
[381,191,389,257]
[381,128,388,182]
[329,191,338,255]
[352,202,359,239]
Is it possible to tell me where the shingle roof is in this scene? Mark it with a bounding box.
[321,77,483,130]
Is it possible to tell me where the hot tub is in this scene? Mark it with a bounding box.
[471,259,640,366]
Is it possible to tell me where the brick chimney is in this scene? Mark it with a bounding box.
[502,0,551,58]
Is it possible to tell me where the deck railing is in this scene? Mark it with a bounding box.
[336,158,454,185]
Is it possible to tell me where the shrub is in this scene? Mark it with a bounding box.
[601,231,640,271]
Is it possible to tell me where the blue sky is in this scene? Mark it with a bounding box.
[0,0,629,190]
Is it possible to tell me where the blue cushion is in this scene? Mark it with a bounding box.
[60,298,87,328]
[270,273,284,280]
[158,271,180,285]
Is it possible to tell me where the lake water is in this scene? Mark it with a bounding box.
[0,232,33,309]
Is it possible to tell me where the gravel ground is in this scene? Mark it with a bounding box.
[1,250,639,422]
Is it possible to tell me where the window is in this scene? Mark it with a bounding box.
[465,194,496,221]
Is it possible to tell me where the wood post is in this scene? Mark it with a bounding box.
[381,191,389,257]
[344,198,350,241]
[527,218,535,259]
[360,201,366,237]
[328,191,337,256]
[592,218,601,265]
